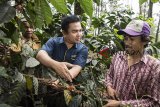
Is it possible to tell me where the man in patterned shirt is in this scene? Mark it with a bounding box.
[104,20,160,107]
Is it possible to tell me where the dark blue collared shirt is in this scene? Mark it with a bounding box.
[41,37,88,68]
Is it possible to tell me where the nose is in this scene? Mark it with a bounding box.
[124,36,132,45]
[26,27,33,32]
[77,30,83,37]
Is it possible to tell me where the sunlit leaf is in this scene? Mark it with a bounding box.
[26,57,40,68]
[50,0,68,14]
[25,75,33,92]
[64,90,73,105]
[92,60,98,66]
[151,0,159,3]
[78,0,93,18]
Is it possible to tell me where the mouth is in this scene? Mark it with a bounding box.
[125,45,132,49]
[26,32,33,34]
[76,38,81,41]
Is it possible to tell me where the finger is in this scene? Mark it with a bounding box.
[67,63,74,68]
[64,68,72,82]
[54,79,59,84]
[51,82,59,89]
[108,92,115,100]
[115,93,120,101]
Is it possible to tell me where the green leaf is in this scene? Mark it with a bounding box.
[68,0,74,4]
[26,57,40,68]
[151,0,159,3]
[64,90,72,105]
[35,0,44,28]
[0,104,12,107]
[0,36,11,45]
[25,75,33,92]
[25,0,52,28]
[5,82,26,105]
[50,0,68,14]
[11,29,19,45]
[40,0,52,25]
[68,95,82,107]
[139,0,147,5]
[78,0,93,18]
[92,60,98,66]
[0,66,8,77]
[93,0,100,6]
[32,76,39,95]
[0,3,16,24]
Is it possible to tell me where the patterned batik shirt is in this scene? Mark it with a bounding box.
[105,51,160,107]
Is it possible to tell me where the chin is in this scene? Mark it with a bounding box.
[75,40,80,43]
[126,50,138,56]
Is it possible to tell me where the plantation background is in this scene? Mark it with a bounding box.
[0,0,160,107]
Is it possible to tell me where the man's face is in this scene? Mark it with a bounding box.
[124,34,145,55]
[23,22,33,38]
[63,22,83,44]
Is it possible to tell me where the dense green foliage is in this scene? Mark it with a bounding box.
[0,0,159,107]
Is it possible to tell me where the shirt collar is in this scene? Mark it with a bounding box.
[118,51,148,65]
[59,37,65,44]
[59,37,78,49]
[140,55,148,65]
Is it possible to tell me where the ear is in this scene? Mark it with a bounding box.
[142,41,147,47]
[62,30,67,36]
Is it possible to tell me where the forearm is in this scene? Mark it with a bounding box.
[68,65,82,79]
[120,99,154,107]
[105,74,113,88]
[36,50,57,69]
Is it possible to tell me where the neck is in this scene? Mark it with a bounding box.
[127,50,144,67]
[64,38,74,49]
[65,42,74,49]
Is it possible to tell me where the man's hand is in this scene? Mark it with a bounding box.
[53,61,72,82]
[36,50,74,82]
[106,86,119,100]
[62,62,74,69]
[103,100,121,107]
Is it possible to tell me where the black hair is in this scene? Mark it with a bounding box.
[141,35,150,48]
[123,33,150,48]
[61,15,81,33]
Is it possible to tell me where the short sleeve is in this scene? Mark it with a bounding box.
[73,46,88,68]
[41,38,55,56]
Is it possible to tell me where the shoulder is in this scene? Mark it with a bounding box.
[145,55,160,71]
[76,42,88,50]
[145,55,160,65]
[110,51,126,63]
[113,51,126,59]
[46,37,63,44]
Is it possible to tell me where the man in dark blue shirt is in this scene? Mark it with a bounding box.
[36,15,88,106]
[37,15,88,82]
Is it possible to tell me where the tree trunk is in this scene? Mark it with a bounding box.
[148,0,153,18]
[155,15,160,42]
[139,3,142,15]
